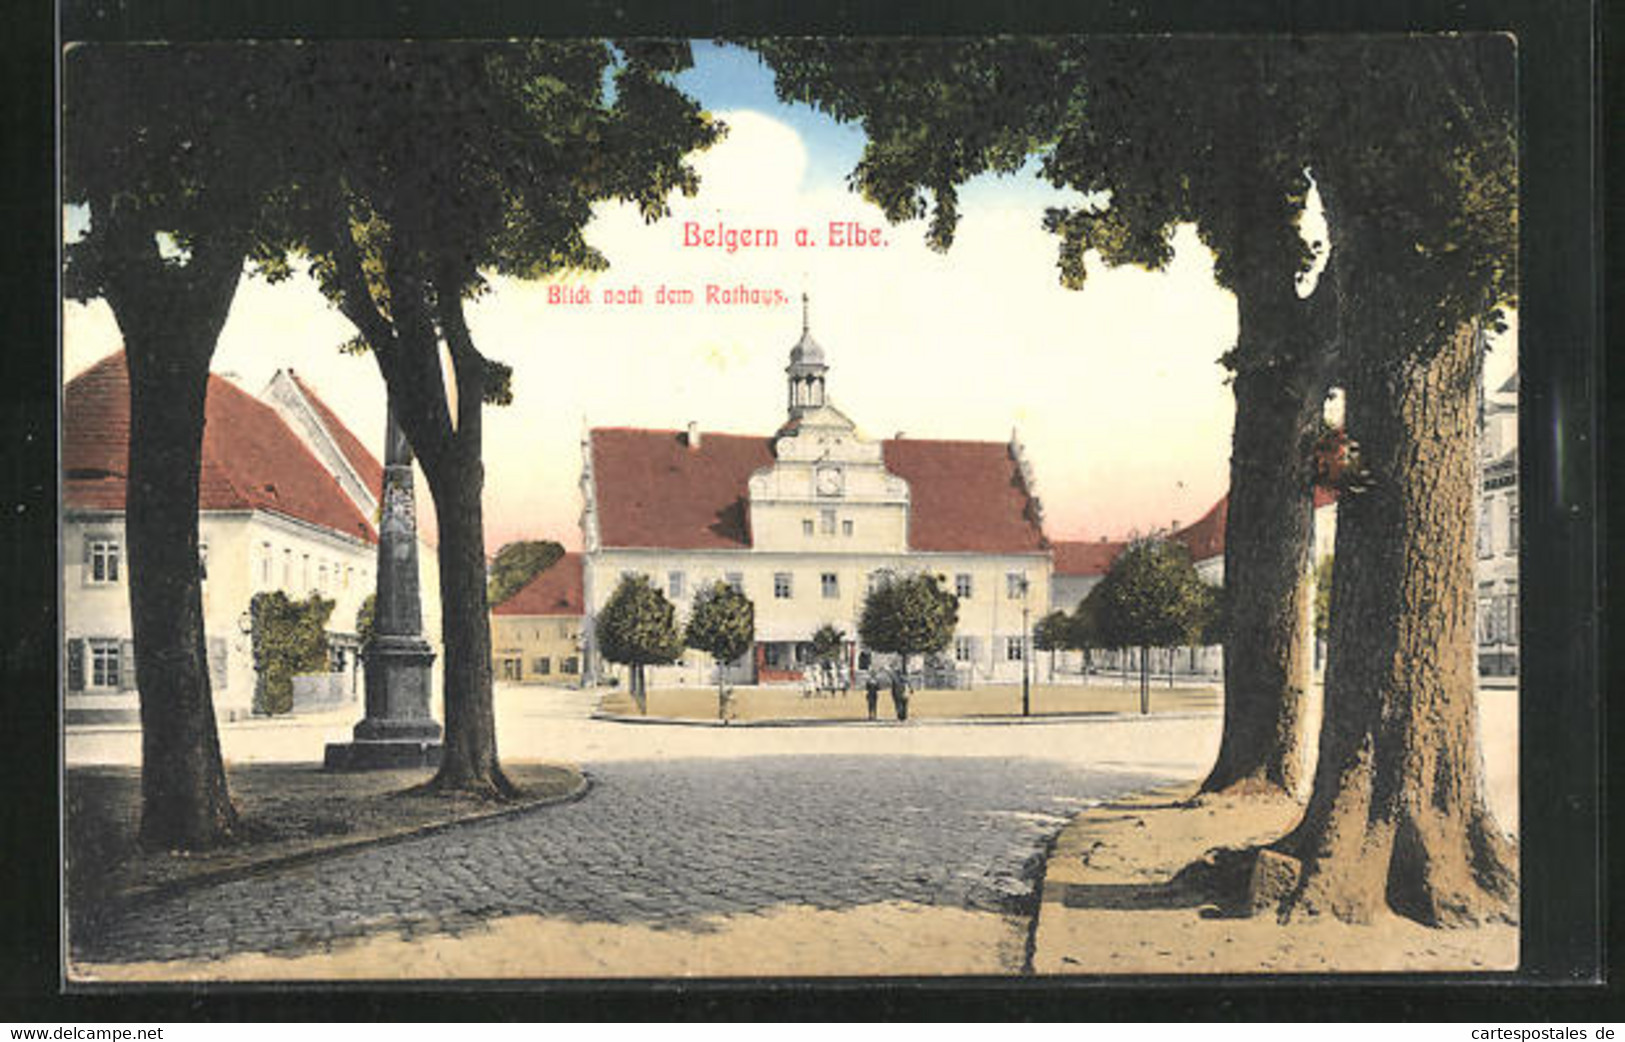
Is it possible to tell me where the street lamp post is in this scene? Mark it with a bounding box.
[1020,575,1031,717]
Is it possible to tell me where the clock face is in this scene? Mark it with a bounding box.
[816,466,843,496]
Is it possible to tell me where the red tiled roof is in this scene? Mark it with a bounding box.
[493,552,584,616]
[1170,495,1228,563]
[289,371,384,501]
[590,428,772,549]
[881,439,1048,553]
[1052,539,1127,577]
[64,353,378,544]
[588,428,1048,554]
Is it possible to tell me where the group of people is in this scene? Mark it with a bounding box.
[863,670,910,722]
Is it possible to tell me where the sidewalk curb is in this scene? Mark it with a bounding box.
[100,771,592,912]
[590,709,1223,729]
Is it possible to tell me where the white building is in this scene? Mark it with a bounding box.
[578,313,1052,688]
[63,353,440,723]
[1477,368,1518,677]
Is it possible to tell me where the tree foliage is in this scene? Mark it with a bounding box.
[858,572,958,678]
[1032,611,1070,653]
[597,573,684,714]
[1312,556,1334,640]
[685,581,755,718]
[355,592,377,650]
[249,591,335,716]
[257,41,722,793]
[488,540,565,608]
[1095,539,1208,652]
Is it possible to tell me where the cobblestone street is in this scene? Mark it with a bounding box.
[74,752,1167,966]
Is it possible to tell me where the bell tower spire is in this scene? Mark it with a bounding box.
[786,292,828,420]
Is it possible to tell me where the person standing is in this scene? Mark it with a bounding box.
[890,669,909,722]
[865,673,880,720]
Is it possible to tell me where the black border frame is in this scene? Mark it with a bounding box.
[2,0,1609,1021]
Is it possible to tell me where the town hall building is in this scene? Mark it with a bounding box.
[577,306,1052,688]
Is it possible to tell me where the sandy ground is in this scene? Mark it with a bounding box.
[1031,786,1518,974]
[76,901,1028,981]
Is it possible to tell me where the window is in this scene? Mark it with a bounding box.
[668,571,686,599]
[955,573,973,599]
[725,572,744,593]
[820,509,837,534]
[500,658,521,681]
[90,639,121,688]
[261,543,272,587]
[197,541,209,581]
[317,563,328,591]
[1477,502,1493,558]
[867,571,884,593]
[842,519,854,537]
[562,656,579,675]
[533,657,551,676]
[775,572,793,599]
[283,549,292,588]
[302,554,311,591]
[821,572,839,599]
[955,636,976,663]
[1007,573,1027,600]
[557,619,571,637]
[1507,495,1519,554]
[802,519,815,536]
[1005,636,1024,661]
[86,538,120,583]
[344,566,353,590]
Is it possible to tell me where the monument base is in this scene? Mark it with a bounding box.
[324,738,443,771]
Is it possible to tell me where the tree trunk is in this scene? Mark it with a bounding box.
[1200,280,1325,798]
[1272,322,1516,925]
[1139,648,1149,715]
[125,325,238,850]
[421,446,512,798]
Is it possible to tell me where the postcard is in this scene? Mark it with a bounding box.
[61,34,1535,984]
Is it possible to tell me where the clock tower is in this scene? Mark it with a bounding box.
[786,293,828,420]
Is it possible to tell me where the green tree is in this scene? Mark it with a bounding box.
[858,572,958,687]
[1095,538,1207,715]
[597,574,684,715]
[355,593,377,651]
[1068,584,1108,677]
[684,582,755,720]
[63,45,308,849]
[270,41,720,796]
[488,540,565,608]
[1032,610,1070,683]
[1312,557,1334,641]
[249,592,335,716]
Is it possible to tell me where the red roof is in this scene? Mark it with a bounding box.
[64,353,378,544]
[881,439,1047,553]
[493,552,584,616]
[1052,539,1128,577]
[588,428,1048,554]
[1170,495,1228,563]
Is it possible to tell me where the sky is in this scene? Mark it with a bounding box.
[62,40,1516,553]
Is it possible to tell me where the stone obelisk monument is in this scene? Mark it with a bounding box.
[325,408,442,769]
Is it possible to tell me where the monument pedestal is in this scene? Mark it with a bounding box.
[324,636,442,770]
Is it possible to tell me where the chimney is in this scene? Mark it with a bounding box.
[687,421,702,450]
